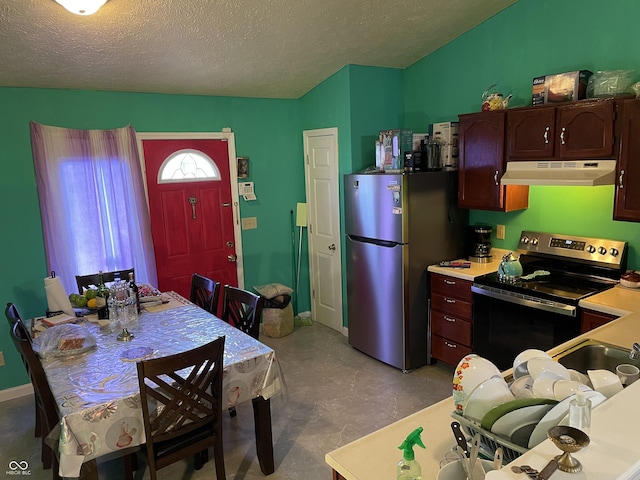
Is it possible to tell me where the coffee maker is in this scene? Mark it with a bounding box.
[468,225,493,263]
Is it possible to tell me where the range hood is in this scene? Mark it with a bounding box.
[500,160,617,186]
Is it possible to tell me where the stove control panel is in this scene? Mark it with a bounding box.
[518,231,627,267]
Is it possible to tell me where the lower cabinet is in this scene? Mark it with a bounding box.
[580,308,618,334]
[430,273,473,365]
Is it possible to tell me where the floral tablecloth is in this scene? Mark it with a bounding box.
[39,293,285,478]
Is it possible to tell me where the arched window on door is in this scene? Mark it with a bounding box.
[158,149,221,183]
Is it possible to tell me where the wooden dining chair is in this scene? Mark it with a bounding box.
[6,302,40,439]
[5,302,24,327]
[221,285,264,341]
[11,321,102,480]
[190,273,221,315]
[221,285,264,417]
[75,268,135,294]
[136,336,226,480]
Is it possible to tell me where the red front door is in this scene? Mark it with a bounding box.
[142,138,238,299]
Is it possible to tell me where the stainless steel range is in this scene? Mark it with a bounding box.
[472,231,627,370]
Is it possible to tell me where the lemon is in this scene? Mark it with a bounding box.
[87,298,98,309]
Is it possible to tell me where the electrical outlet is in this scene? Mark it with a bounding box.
[241,217,257,230]
[496,224,505,240]
[0,351,5,367]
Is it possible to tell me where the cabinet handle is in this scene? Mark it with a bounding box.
[543,126,550,144]
[444,279,456,285]
[619,169,625,189]
[560,127,566,145]
[445,298,456,304]
[444,316,456,323]
[444,341,457,349]
[494,170,499,186]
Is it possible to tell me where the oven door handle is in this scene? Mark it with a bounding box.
[471,284,577,317]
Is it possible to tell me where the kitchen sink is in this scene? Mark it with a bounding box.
[553,339,640,374]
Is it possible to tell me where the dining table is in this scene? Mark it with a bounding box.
[35,291,285,478]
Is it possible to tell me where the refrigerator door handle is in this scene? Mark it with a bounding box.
[347,234,401,248]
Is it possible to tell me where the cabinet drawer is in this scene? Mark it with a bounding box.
[432,334,472,366]
[431,310,472,346]
[431,273,473,301]
[431,292,472,320]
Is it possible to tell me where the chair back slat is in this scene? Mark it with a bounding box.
[189,273,221,315]
[221,286,264,340]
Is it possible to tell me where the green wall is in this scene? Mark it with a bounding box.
[299,65,405,326]
[404,0,640,269]
[0,87,303,390]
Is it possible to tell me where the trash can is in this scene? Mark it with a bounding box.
[254,283,294,338]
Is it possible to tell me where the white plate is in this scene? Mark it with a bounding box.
[490,403,555,446]
[528,390,606,448]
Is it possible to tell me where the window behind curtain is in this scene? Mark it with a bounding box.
[31,122,158,295]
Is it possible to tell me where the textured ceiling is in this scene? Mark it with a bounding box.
[0,0,516,99]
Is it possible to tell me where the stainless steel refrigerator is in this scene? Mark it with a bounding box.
[344,171,466,371]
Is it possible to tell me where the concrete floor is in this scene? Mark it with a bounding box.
[0,322,453,479]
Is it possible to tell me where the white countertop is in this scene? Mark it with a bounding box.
[427,248,512,281]
[326,283,640,480]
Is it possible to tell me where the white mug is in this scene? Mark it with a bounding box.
[616,364,640,386]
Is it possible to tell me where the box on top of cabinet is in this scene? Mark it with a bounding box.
[379,129,413,172]
[431,122,459,170]
[532,70,593,105]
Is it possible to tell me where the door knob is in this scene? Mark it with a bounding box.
[328,243,336,252]
[227,254,237,262]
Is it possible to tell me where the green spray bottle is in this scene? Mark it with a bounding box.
[397,426,425,480]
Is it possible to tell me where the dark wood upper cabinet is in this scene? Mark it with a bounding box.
[614,99,640,221]
[507,100,616,160]
[458,111,528,212]
[507,107,556,159]
[557,101,615,158]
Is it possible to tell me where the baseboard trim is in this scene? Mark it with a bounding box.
[342,326,348,337]
[0,384,34,402]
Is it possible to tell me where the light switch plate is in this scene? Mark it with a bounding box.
[496,224,505,240]
[242,217,257,230]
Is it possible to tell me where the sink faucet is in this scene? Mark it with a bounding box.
[630,343,640,360]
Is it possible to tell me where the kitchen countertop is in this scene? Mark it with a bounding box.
[326,283,640,480]
[427,248,512,281]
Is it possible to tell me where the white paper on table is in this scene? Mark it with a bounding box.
[44,275,75,316]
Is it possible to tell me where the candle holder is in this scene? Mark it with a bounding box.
[547,425,590,473]
[117,328,134,342]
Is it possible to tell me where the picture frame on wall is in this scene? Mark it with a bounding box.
[237,156,249,178]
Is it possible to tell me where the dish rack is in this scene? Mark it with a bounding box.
[451,412,528,464]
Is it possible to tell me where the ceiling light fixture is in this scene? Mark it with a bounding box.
[54,0,107,15]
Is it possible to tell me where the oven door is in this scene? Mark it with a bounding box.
[472,285,580,371]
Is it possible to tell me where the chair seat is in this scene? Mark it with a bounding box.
[154,422,214,459]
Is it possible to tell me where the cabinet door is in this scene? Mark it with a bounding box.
[458,112,528,212]
[580,309,617,334]
[507,107,556,159]
[458,112,505,210]
[557,101,615,158]
[614,99,640,221]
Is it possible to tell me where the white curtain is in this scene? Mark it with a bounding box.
[31,122,158,294]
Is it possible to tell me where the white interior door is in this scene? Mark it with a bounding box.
[303,128,343,333]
